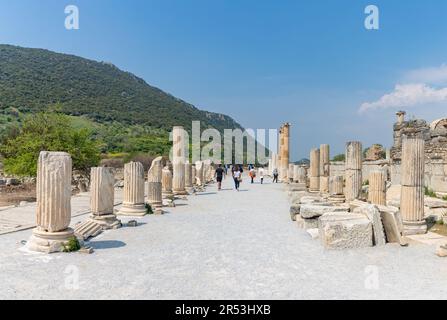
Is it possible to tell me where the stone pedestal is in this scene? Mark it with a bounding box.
[117,161,146,216]
[147,156,164,214]
[293,165,299,183]
[345,141,362,201]
[191,165,197,185]
[26,151,74,253]
[368,171,386,206]
[400,137,427,235]
[162,166,174,198]
[297,166,307,184]
[288,164,294,183]
[319,144,330,194]
[309,148,320,192]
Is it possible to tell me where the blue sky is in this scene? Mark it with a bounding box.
[1,0,447,160]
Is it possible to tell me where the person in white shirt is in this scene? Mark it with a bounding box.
[258,167,265,184]
[232,166,242,191]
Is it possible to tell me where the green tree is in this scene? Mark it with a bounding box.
[0,112,100,177]
[332,154,345,162]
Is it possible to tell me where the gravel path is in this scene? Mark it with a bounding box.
[1,174,446,299]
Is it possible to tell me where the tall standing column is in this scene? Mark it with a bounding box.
[117,161,146,216]
[368,170,386,206]
[27,151,74,253]
[401,137,427,235]
[309,148,320,192]
[172,126,188,195]
[278,127,283,179]
[147,156,163,213]
[281,123,291,182]
[185,161,194,193]
[162,165,174,198]
[345,141,362,202]
[319,144,330,194]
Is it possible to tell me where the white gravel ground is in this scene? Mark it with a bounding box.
[1,174,447,300]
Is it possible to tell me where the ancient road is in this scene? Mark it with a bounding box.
[1,174,447,299]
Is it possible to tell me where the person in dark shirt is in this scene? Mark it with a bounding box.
[215,164,224,190]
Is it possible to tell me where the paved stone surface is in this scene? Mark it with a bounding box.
[1,175,447,299]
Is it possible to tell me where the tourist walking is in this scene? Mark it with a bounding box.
[259,167,265,184]
[233,165,242,191]
[215,164,224,191]
[272,168,279,183]
[249,167,256,184]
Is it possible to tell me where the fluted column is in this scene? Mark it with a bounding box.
[147,156,163,211]
[27,151,74,253]
[309,148,320,192]
[319,144,330,194]
[368,171,386,206]
[162,165,173,197]
[172,126,188,195]
[118,161,146,216]
[345,141,362,201]
[400,137,427,235]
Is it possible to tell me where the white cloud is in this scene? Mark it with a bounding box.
[359,83,447,113]
[404,64,447,85]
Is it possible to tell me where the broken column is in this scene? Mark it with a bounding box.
[26,151,74,253]
[117,161,146,216]
[328,175,345,203]
[293,165,300,182]
[185,161,194,193]
[297,166,307,184]
[147,156,163,213]
[400,137,427,235]
[368,170,386,206]
[162,165,174,198]
[288,163,294,182]
[74,167,121,240]
[172,126,188,195]
[195,161,204,187]
[191,165,197,185]
[309,148,320,192]
[319,144,330,194]
[345,141,362,202]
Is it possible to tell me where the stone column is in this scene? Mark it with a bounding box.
[280,123,291,182]
[368,170,386,206]
[400,137,427,235]
[288,163,294,182]
[27,151,74,253]
[345,141,362,202]
[195,161,204,186]
[185,162,194,193]
[278,127,283,179]
[162,165,174,198]
[172,126,188,195]
[191,165,197,185]
[147,156,163,213]
[117,161,146,216]
[74,167,121,239]
[297,166,307,184]
[328,175,345,203]
[293,165,299,182]
[319,144,330,193]
[90,167,120,226]
[309,148,320,192]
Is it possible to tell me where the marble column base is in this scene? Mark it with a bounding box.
[403,220,427,236]
[328,195,346,204]
[117,203,147,216]
[26,227,75,254]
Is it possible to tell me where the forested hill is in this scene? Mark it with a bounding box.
[0,44,242,132]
